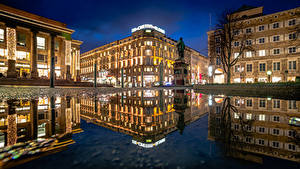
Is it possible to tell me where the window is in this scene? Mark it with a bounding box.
[234,53,239,58]
[273,129,280,135]
[246,51,252,57]
[288,144,296,151]
[288,131,296,137]
[273,62,280,71]
[37,54,47,62]
[0,29,4,42]
[246,39,252,45]
[259,63,266,72]
[273,23,279,29]
[233,30,240,35]
[272,141,279,148]
[246,64,252,72]
[259,114,265,121]
[216,47,221,54]
[288,61,296,70]
[259,38,265,44]
[246,113,252,120]
[246,28,252,33]
[288,19,296,26]
[215,37,220,43]
[37,37,46,49]
[146,41,152,46]
[235,65,240,72]
[17,33,26,46]
[289,33,296,40]
[259,50,265,56]
[259,99,266,107]
[273,36,280,42]
[145,49,152,56]
[246,99,252,107]
[273,100,280,108]
[234,41,239,47]
[216,57,221,65]
[216,106,221,114]
[273,116,280,122]
[235,99,240,106]
[234,113,239,119]
[258,139,265,145]
[245,137,252,143]
[273,49,280,55]
[259,127,265,133]
[258,25,265,31]
[234,124,239,130]
[288,100,297,109]
[288,47,296,53]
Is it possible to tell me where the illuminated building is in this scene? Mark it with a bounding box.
[208,95,300,163]
[208,6,300,83]
[0,96,81,168]
[80,90,208,147]
[80,24,208,87]
[0,4,82,80]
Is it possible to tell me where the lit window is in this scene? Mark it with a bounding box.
[259,114,265,121]
[37,37,46,49]
[146,41,152,46]
[0,29,4,42]
[234,53,239,58]
[234,113,239,119]
[246,113,252,120]
[259,50,265,56]
[145,49,152,56]
[246,51,252,57]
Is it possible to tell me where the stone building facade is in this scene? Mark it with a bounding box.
[208,6,300,83]
[80,24,208,87]
[208,95,300,162]
[0,4,82,81]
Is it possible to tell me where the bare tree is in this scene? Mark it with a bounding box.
[214,9,254,84]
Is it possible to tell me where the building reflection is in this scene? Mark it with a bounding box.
[80,89,208,148]
[0,96,81,168]
[208,95,300,163]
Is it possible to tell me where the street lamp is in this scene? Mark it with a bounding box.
[267,70,272,83]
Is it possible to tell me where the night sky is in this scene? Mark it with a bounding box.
[2,0,300,55]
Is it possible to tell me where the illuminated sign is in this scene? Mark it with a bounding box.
[132,138,166,148]
[131,24,165,34]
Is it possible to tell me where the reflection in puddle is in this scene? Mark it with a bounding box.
[0,89,299,168]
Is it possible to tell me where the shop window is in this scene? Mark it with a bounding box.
[37,37,46,49]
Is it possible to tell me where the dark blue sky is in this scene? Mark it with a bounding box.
[2,0,300,55]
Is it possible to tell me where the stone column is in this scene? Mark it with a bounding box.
[30,99,38,139]
[6,27,17,78]
[30,30,38,78]
[75,49,81,81]
[50,34,55,88]
[65,40,71,80]
[6,100,17,146]
[50,96,56,135]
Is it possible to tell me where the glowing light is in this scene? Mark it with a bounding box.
[6,27,16,60]
[131,24,165,34]
[65,40,71,65]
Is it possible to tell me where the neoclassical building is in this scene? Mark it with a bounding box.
[80,24,208,87]
[0,4,82,81]
[208,6,300,83]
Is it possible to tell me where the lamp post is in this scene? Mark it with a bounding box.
[267,70,272,83]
